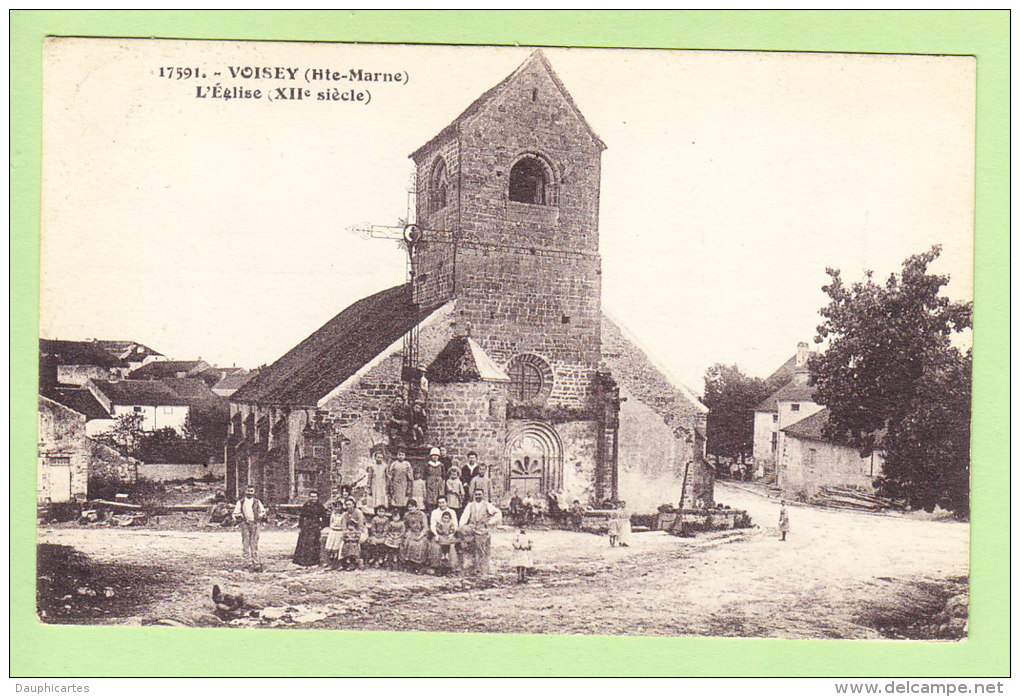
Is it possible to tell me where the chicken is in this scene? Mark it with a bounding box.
[211,584,246,620]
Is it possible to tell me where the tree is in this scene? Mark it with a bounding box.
[99,412,146,457]
[703,363,770,463]
[810,245,972,514]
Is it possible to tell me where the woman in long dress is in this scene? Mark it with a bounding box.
[401,500,430,573]
[366,450,390,510]
[293,491,328,566]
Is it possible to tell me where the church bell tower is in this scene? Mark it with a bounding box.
[409,50,607,413]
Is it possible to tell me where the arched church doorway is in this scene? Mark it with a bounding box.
[505,422,562,497]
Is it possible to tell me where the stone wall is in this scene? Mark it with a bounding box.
[37,396,89,502]
[779,436,884,500]
[427,380,508,495]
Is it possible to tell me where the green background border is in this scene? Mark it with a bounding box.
[10,10,1009,677]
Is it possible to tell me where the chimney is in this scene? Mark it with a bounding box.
[795,341,809,370]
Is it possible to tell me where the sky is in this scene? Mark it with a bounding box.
[40,40,975,392]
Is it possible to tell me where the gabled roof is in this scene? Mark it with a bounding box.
[756,379,817,412]
[94,340,163,361]
[410,50,606,161]
[426,336,511,383]
[781,407,829,441]
[48,387,111,420]
[39,339,126,368]
[90,379,188,407]
[213,370,256,392]
[764,350,819,388]
[232,283,439,407]
[128,360,207,380]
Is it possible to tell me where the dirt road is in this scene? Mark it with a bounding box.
[36,485,968,638]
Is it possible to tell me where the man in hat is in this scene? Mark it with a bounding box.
[460,488,503,575]
[232,485,267,572]
[461,451,479,492]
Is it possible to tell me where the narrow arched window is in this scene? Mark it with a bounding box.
[509,155,554,205]
[428,157,449,214]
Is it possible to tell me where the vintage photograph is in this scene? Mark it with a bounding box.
[37,39,974,639]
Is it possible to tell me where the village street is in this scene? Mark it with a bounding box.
[37,485,968,639]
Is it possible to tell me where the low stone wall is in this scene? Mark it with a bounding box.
[137,462,225,482]
[655,507,752,536]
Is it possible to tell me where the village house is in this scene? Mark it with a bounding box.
[39,339,129,389]
[228,51,710,512]
[777,407,884,500]
[752,341,822,483]
[85,379,191,434]
[37,395,90,502]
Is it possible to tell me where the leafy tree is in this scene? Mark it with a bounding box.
[99,412,146,457]
[703,364,769,463]
[810,246,972,514]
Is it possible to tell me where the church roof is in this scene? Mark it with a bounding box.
[232,283,436,407]
[781,407,829,441]
[600,313,708,440]
[410,50,606,161]
[426,336,511,383]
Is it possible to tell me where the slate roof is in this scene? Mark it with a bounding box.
[426,336,510,383]
[232,283,438,407]
[410,50,606,161]
[39,339,125,368]
[128,360,206,380]
[48,387,111,420]
[90,380,188,407]
[781,407,829,441]
[756,378,818,412]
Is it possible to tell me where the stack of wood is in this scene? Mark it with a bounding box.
[809,486,906,513]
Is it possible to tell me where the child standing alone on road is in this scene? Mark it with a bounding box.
[512,526,534,583]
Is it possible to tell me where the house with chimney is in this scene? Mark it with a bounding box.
[752,342,823,483]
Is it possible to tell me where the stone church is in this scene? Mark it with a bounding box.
[227,51,711,513]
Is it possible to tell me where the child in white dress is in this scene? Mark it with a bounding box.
[512,527,534,583]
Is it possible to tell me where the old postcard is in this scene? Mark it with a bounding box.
[37,38,974,640]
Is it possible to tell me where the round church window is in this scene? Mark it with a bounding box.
[506,354,553,403]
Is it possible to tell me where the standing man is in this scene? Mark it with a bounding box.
[469,463,493,502]
[232,485,267,572]
[460,489,503,575]
[461,451,479,491]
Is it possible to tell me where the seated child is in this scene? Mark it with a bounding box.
[434,509,459,575]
